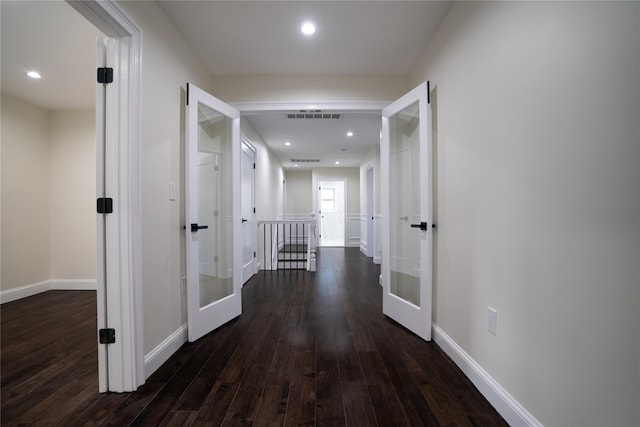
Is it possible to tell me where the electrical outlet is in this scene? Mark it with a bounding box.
[488,307,497,335]
[181,277,186,294]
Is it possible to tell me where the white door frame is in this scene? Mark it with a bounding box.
[366,163,375,257]
[67,0,144,392]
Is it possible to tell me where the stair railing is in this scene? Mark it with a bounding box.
[258,218,316,271]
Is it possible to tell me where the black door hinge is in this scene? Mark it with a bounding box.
[253,251,257,258]
[97,198,113,214]
[427,81,430,104]
[99,328,116,344]
[253,207,256,213]
[253,163,256,169]
[97,67,114,84]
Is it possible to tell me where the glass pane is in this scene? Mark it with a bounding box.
[320,188,336,211]
[389,101,420,306]
[197,102,233,308]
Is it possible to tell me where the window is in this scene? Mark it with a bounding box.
[320,188,336,212]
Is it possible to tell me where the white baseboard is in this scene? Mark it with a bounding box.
[144,323,188,379]
[0,280,51,304]
[432,324,543,427]
[51,279,97,290]
[0,279,97,304]
[360,242,368,256]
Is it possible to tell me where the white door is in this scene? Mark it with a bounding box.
[381,82,432,341]
[318,179,345,247]
[185,83,242,342]
[241,140,256,285]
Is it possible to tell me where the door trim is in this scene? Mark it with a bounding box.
[67,0,144,392]
[241,137,258,284]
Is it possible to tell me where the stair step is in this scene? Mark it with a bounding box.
[278,260,307,270]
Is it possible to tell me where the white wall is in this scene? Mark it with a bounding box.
[285,170,313,214]
[410,2,640,426]
[117,1,213,355]
[1,94,96,295]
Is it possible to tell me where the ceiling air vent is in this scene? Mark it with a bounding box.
[286,111,341,119]
[290,159,321,163]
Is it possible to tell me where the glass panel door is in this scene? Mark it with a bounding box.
[381,82,432,341]
[186,83,241,342]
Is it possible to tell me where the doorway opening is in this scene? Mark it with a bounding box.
[318,179,346,247]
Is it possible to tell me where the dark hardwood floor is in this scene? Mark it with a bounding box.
[1,248,507,426]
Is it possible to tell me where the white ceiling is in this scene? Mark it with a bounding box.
[1,0,451,169]
[0,1,103,111]
[158,1,452,76]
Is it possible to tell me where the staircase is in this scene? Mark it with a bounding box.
[277,244,308,270]
[257,216,317,272]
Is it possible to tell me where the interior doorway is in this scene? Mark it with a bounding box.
[318,179,345,247]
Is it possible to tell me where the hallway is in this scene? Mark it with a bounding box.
[1,248,506,426]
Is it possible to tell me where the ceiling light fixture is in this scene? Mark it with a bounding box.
[285,141,291,146]
[26,71,42,79]
[294,164,299,167]
[335,161,340,165]
[346,131,354,137]
[301,22,316,36]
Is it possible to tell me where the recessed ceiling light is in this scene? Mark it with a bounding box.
[346,131,354,137]
[285,141,291,146]
[294,164,299,167]
[335,161,340,165]
[26,71,41,79]
[301,22,316,36]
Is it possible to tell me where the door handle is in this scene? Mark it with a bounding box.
[410,222,428,231]
[190,223,209,232]
[242,218,248,223]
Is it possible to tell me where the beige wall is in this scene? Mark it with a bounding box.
[0,94,95,292]
[1,94,51,290]
[241,119,284,221]
[49,110,96,279]
[284,170,313,215]
[359,145,380,215]
[119,1,214,354]
[410,2,640,425]
[212,74,407,104]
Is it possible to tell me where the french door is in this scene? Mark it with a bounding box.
[185,83,241,342]
[381,82,432,341]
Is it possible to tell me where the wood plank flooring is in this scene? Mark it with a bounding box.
[1,248,507,426]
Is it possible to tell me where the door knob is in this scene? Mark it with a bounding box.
[190,223,209,232]
[410,222,428,231]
